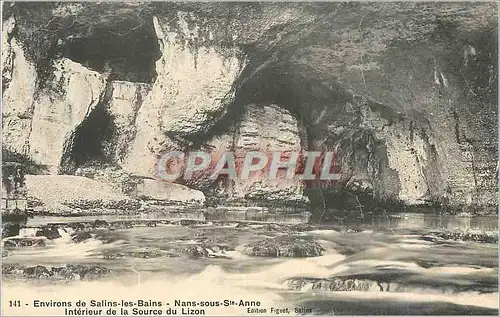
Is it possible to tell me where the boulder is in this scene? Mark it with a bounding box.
[243,235,324,257]
[135,179,205,205]
[71,231,92,243]
[1,222,20,238]
[103,249,179,260]
[35,226,61,240]
[3,237,46,248]
[2,264,111,281]
[181,244,233,259]
[430,230,498,244]
[285,277,383,292]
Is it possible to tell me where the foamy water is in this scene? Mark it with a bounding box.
[2,217,498,316]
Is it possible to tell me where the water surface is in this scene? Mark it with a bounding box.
[2,213,498,315]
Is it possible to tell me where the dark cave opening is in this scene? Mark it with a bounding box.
[233,64,353,148]
[60,85,115,173]
[184,65,321,152]
[60,21,161,83]
[223,64,410,215]
[184,62,367,211]
[71,106,113,166]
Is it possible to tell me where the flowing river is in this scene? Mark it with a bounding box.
[1,213,498,316]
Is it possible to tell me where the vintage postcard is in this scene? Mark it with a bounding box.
[1,1,498,316]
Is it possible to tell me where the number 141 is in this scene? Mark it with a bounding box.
[9,300,21,307]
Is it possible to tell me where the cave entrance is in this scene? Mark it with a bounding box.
[233,64,352,147]
[61,20,161,83]
[59,88,114,174]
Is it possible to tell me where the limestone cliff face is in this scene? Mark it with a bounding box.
[30,59,107,173]
[2,16,37,158]
[121,15,246,177]
[232,104,305,203]
[104,80,150,164]
[2,2,497,214]
[3,54,107,173]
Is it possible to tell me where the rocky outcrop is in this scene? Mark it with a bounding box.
[71,231,92,243]
[232,105,307,203]
[24,174,205,213]
[190,104,309,206]
[422,230,498,244]
[3,237,46,248]
[29,58,107,173]
[24,175,136,213]
[74,163,207,206]
[2,16,38,157]
[284,269,499,294]
[3,52,108,173]
[243,236,324,257]
[1,223,20,239]
[35,226,61,240]
[135,179,205,205]
[285,277,386,292]
[2,264,111,281]
[104,81,151,164]
[74,163,143,195]
[121,15,246,177]
[103,249,178,260]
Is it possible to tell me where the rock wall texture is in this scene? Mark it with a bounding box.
[104,80,151,164]
[191,104,308,206]
[121,15,246,177]
[2,15,37,159]
[30,58,107,173]
[2,2,497,214]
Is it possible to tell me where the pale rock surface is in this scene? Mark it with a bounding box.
[122,15,246,177]
[25,175,129,212]
[358,99,484,207]
[198,104,308,205]
[232,104,306,203]
[28,58,107,172]
[1,3,496,214]
[3,117,32,157]
[105,80,151,163]
[360,105,431,204]
[73,165,206,205]
[1,16,37,118]
[135,179,205,205]
[2,16,38,156]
